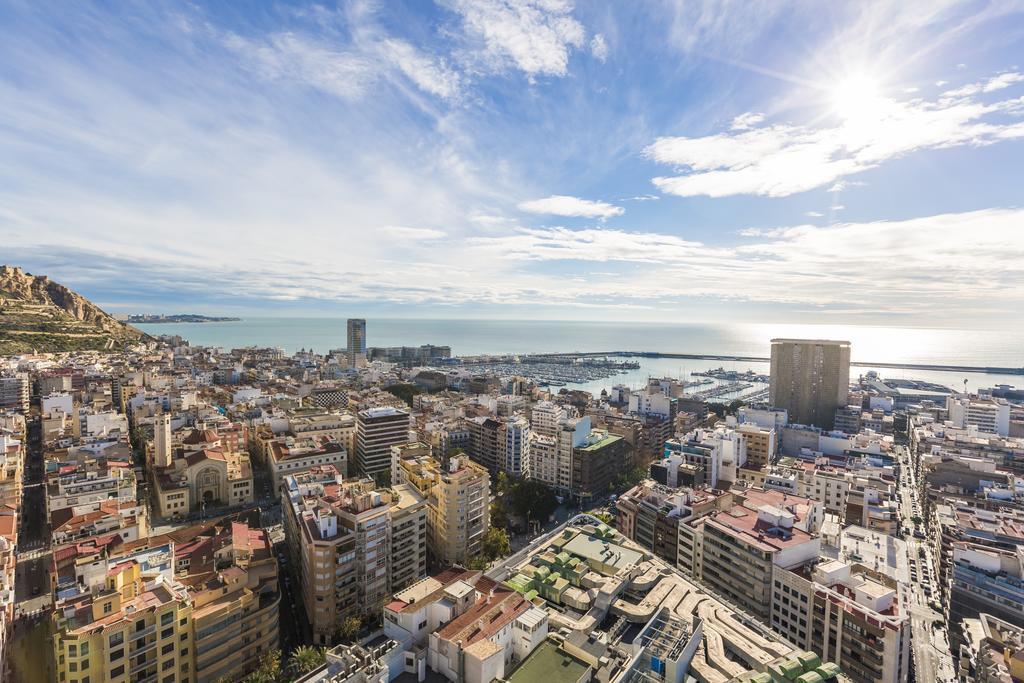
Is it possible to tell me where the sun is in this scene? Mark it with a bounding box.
[831,74,886,122]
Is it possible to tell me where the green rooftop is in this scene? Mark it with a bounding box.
[578,432,622,452]
[506,639,590,683]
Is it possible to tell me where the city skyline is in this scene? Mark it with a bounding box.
[2,2,1023,326]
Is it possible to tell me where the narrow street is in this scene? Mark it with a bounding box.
[895,444,955,683]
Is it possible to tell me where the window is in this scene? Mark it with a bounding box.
[162,659,174,670]
[109,632,123,648]
[69,645,78,657]
[103,602,112,614]
[161,628,173,640]
[110,649,123,662]
[161,644,173,655]
[110,665,124,678]
[161,612,173,626]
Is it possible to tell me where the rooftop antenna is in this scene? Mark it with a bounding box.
[963,378,968,395]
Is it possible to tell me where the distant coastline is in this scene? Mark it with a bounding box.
[127,314,241,324]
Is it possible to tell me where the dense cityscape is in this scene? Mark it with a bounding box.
[3,1,1023,682]
[1,319,1022,683]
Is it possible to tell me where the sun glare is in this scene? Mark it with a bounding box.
[831,74,885,122]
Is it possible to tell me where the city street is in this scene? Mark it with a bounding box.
[895,444,956,683]
[15,418,51,614]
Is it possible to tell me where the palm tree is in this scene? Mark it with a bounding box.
[287,645,326,678]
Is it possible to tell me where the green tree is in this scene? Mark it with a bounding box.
[707,402,727,419]
[336,615,362,644]
[727,399,747,415]
[481,526,511,560]
[507,479,558,524]
[490,501,510,530]
[384,383,423,407]
[593,511,614,525]
[241,650,282,683]
[286,646,326,678]
[613,465,647,493]
[466,554,490,570]
[496,471,511,497]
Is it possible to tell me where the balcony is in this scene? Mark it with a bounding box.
[129,638,157,658]
[129,624,156,642]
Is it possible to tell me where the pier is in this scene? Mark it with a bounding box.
[519,351,1024,376]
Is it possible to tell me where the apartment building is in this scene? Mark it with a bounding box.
[51,544,195,683]
[0,507,15,681]
[182,521,281,683]
[947,395,1012,437]
[467,416,502,474]
[267,435,348,494]
[948,543,1024,634]
[388,483,428,593]
[392,448,490,566]
[290,412,357,454]
[614,481,733,568]
[807,561,910,683]
[0,433,23,509]
[503,415,530,477]
[769,339,851,430]
[694,501,820,623]
[738,421,776,469]
[355,406,410,477]
[283,466,427,644]
[570,429,630,503]
[0,375,29,413]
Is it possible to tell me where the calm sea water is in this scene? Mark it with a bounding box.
[138,318,1024,394]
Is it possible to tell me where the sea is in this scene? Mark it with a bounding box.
[137,318,1024,398]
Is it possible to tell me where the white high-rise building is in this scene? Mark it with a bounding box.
[529,400,565,438]
[947,395,1011,436]
[503,415,530,477]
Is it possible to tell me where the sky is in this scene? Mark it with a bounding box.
[1,0,1023,326]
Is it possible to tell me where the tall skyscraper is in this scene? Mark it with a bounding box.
[769,338,851,430]
[347,317,367,368]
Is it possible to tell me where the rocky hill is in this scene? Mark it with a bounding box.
[0,265,150,354]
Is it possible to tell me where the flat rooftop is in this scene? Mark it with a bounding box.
[561,531,643,572]
[506,639,590,683]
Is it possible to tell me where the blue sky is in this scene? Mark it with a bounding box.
[1,0,1023,326]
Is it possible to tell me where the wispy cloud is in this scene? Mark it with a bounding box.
[446,0,586,77]
[518,195,624,219]
[381,226,447,240]
[731,112,764,130]
[942,71,1024,98]
[590,33,608,62]
[647,73,1024,198]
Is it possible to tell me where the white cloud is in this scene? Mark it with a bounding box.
[469,209,1024,316]
[381,39,461,100]
[225,32,375,100]
[805,211,824,217]
[646,76,1024,198]
[942,71,1024,98]
[226,30,461,102]
[518,195,624,219]
[826,180,864,193]
[590,33,608,62]
[470,226,707,262]
[448,0,586,77]
[731,112,764,130]
[381,226,447,240]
